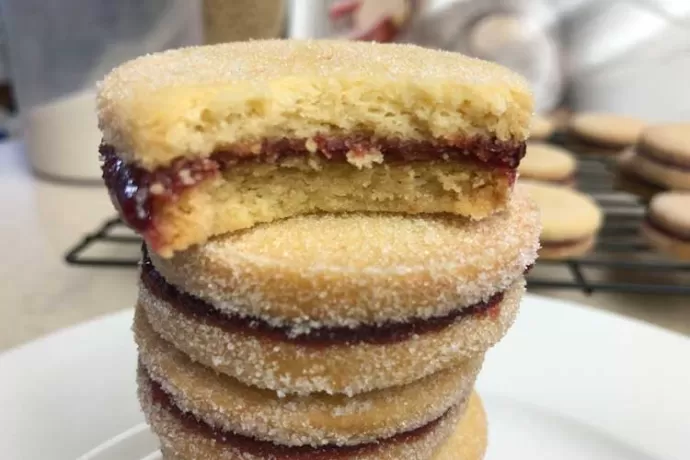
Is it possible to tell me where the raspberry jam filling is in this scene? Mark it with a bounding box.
[645,215,690,242]
[101,136,525,238]
[145,370,450,458]
[141,250,505,346]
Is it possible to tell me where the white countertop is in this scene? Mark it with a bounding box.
[0,140,688,352]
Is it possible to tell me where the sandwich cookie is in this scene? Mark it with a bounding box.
[140,189,538,395]
[568,112,645,155]
[97,39,533,256]
[519,181,602,259]
[614,149,665,201]
[628,123,690,190]
[135,308,482,447]
[431,392,487,460]
[140,374,486,460]
[642,191,690,260]
[518,143,576,186]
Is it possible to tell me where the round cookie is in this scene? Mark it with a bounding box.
[432,392,487,460]
[569,112,645,152]
[530,114,555,140]
[519,181,603,259]
[614,149,665,201]
[135,308,482,447]
[148,188,539,329]
[642,191,690,260]
[139,276,523,395]
[638,123,690,166]
[519,143,576,186]
[629,123,690,190]
[140,376,469,460]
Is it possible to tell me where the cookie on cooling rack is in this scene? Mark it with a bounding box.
[519,143,576,186]
[530,114,556,141]
[614,149,666,201]
[568,112,645,155]
[642,191,690,260]
[625,123,690,191]
[519,181,603,260]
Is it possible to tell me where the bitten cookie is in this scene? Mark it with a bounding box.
[627,123,690,191]
[519,143,576,186]
[519,181,603,259]
[568,112,645,154]
[642,191,690,260]
[97,39,533,256]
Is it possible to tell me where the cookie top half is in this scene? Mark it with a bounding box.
[98,39,533,168]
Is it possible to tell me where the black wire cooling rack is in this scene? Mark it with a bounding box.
[65,155,690,296]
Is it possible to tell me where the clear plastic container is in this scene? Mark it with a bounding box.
[0,0,203,182]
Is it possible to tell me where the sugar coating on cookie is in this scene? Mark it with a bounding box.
[135,307,482,447]
[519,143,576,184]
[140,375,467,460]
[149,188,539,328]
[519,180,602,259]
[138,278,522,395]
[432,392,487,460]
[569,112,646,149]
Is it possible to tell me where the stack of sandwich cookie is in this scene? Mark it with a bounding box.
[98,40,540,459]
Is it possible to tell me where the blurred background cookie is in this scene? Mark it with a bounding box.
[519,181,603,260]
[568,112,646,155]
[519,143,576,186]
[614,149,666,202]
[627,123,690,191]
[529,114,556,141]
[642,191,690,260]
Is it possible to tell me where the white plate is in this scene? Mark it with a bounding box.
[1,295,688,460]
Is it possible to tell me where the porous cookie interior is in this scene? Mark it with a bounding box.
[97,40,533,167]
[152,159,513,256]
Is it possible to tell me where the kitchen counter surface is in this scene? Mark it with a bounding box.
[1,140,688,352]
